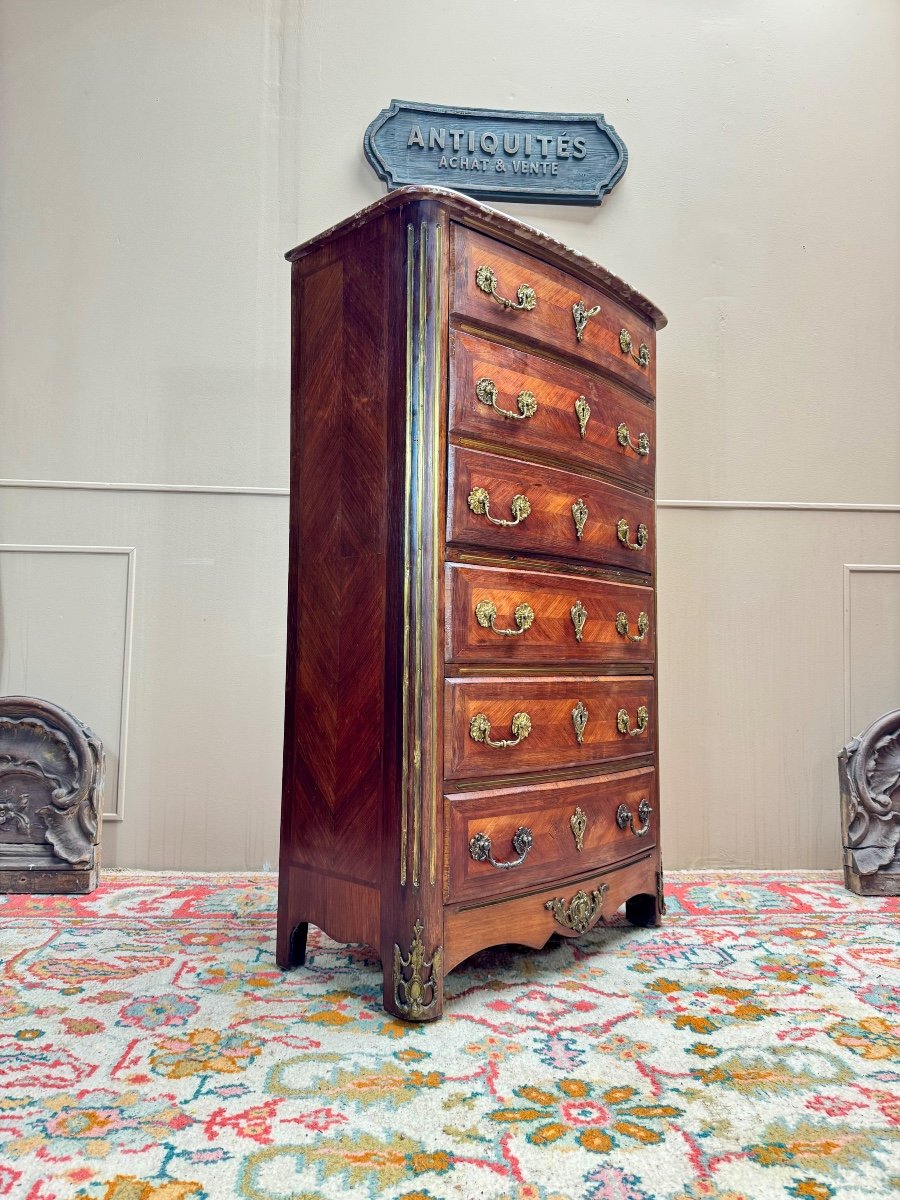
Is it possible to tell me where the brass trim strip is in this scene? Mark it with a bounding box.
[401,223,414,887]
[412,223,428,889]
[430,222,443,887]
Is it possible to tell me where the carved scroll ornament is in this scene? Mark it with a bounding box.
[839,708,900,895]
[0,696,104,892]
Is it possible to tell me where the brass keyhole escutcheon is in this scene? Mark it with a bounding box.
[572,701,589,745]
[572,498,589,541]
[571,599,588,643]
[572,299,602,342]
[570,807,587,852]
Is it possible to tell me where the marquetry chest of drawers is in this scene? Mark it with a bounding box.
[276,186,666,1020]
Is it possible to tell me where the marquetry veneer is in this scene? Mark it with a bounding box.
[276,185,667,1020]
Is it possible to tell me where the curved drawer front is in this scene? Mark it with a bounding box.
[448,446,655,573]
[450,329,655,485]
[445,675,654,780]
[446,767,657,902]
[446,563,655,665]
[452,225,656,397]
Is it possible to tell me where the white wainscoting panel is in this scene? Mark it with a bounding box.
[0,545,134,819]
[844,565,900,739]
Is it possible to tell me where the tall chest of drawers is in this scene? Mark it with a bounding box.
[277,186,667,1020]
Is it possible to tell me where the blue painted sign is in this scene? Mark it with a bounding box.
[364,100,627,205]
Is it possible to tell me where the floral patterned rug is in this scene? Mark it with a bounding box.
[0,871,897,1200]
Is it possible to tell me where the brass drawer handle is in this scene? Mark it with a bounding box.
[545,884,609,934]
[572,700,589,745]
[619,328,650,368]
[470,711,532,749]
[475,599,534,637]
[617,518,648,551]
[574,395,590,438]
[615,611,650,642]
[616,422,650,456]
[475,265,536,311]
[468,486,531,527]
[476,377,537,421]
[617,705,650,737]
[616,798,652,837]
[572,299,602,342]
[570,599,588,642]
[469,826,534,869]
[572,498,589,541]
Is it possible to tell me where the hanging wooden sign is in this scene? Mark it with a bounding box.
[364,100,627,205]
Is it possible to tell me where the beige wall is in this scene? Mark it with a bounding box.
[1,0,897,869]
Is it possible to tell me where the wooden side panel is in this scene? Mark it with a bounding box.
[279,221,397,890]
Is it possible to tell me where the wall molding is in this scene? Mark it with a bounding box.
[842,563,900,740]
[2,479,899,511]
[0,543,136,823]
[0,478,289,497]
[659,500,900,513]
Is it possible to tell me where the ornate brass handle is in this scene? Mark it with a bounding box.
[615,611,650,642]
[468,486,531,527]
[616,798,652,837]
[617,518,649,551]
[476,377,537,421]
[617,705,650,737]
[616,422,650,456]
[475,599,534,637]
[469,711,532,749]
[475,265,536,311]
[545,884,609,934]
[572,299,602,342]
[619,328,650,368]
[469,826,534,869]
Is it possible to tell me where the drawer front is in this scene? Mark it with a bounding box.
[449,329,655,485]
[446,563,655,666]
[452,225,656,397]
[448,446,655,574]
[446,767,657,902]
[445,675,654,780]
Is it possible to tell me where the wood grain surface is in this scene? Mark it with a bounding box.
[448,446,655,574]
[449,328,655,487]
[443,853,658,971]
[445,562,655,665]
[445,674,655,779]
[451,224,656,397]
[445,766,657,902]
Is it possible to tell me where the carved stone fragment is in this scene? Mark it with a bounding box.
[0,696,104,893]
[839,708,900,896]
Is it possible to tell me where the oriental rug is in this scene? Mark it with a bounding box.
[0,871,896,1200]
